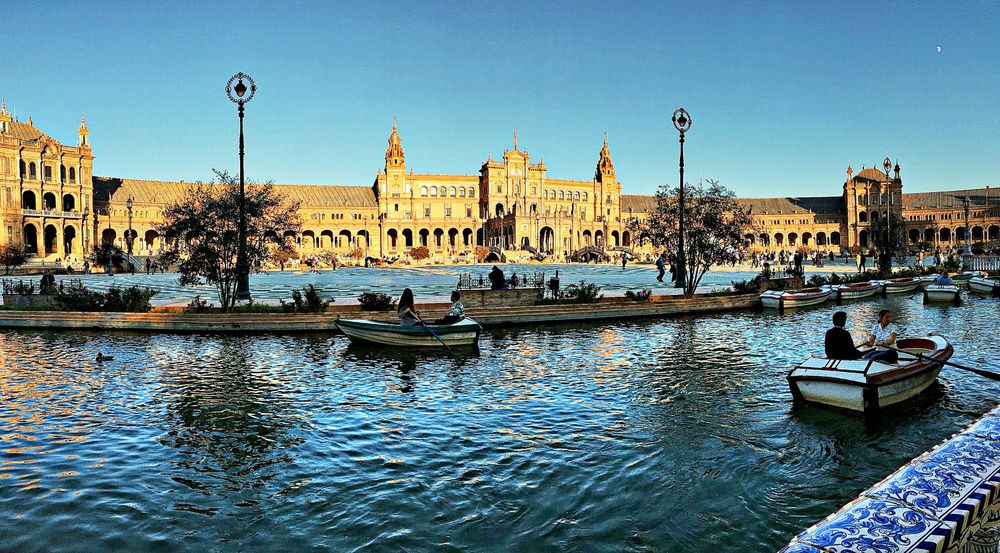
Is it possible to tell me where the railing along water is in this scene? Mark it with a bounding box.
[964,255,1000,273]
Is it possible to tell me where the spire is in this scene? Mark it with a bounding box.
[0,98,6,116]
[596,134,615,181]
[385,119,405,170]
[78,114,90,146]
[513,128,518,150]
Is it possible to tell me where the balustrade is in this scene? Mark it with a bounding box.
[963,255,1000,272]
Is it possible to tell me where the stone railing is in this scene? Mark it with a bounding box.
[964,255,1000,273]
[22,208,83,219]
[781,405,1000,552]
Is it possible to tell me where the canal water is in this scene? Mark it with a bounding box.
[2,293,999,551]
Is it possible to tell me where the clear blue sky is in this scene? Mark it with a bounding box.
[3,1,998,197]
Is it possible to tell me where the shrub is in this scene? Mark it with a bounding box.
[730,279,759,294]
[12,281,35,295]
[410,246,430,260]
[230,302,285,313]
[624,289,653,301]
[807,274,829,287]
[0,244,28,275]
[560,280,603,303]
[187,295,211,313]
[281,284,332,313]
[56,285,157,312]
[358,291,397,311]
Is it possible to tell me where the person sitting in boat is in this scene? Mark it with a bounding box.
[397,288,421,326]
[433,290,465,325]
[935,271,953,285]
[862,309,899,363]
[824,311,863,360]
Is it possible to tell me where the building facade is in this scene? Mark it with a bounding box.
[2,101,998,264]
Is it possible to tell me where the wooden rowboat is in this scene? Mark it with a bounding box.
[951,271,986,288]
[760,287,833,311]
[334,318,482,347]
[923,284,961,304]
[879,277,921,295]
[969,275,1000,296]
[787,335,954,414]
[829,282,879,302]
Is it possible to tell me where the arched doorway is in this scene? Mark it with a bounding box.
[774,233,784,247]
[102,228,117,246]
[908,229,920,244]
[387,229,398,249]
[788,232,798,247]
[476,228,484,246]
[816,232,827,246]
[433,228,444,248]
[802,232,812,246]
[495,203,505,218]
[448,228,459,249]
[582,230,592,246]
[830,232,840,246]
[539,226,554,253]
[940,228,951,242]
[622,230,631,248]
[23,224,38,254]
[418,229,429,247]
[339,230,352,249]
[302,230,316,249]
[22,191,36,210]
[402,229,414,248]
[320,230,334,249]
[610,230,619,247]
[144,229,159,251]
[43,192,57,211]
[594,230,604,248]
[62,194,76,211]
[924,228,935,243]
[462,228,473,247]
[63,226,77,255]
[44,224,58,255]
[859,230,869,248]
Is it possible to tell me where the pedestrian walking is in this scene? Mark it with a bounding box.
[655,254,666,282]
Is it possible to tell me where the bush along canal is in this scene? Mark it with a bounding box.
[2,293,1000,551]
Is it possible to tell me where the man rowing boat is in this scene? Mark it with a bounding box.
[824,311,863,360]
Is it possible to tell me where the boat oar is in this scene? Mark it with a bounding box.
[416,315,453,354]
[884,345,1000,381]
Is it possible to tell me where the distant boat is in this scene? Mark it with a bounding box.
[878,277,921,295]
[952,271,986,288]
[787,335,954,414]
[335,318,482,347]
[760,287,833,311]
[923,284,961,304]
[969,275,1000,296]
[829,282,879,302]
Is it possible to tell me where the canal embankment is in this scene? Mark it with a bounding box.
[0,292,760,333]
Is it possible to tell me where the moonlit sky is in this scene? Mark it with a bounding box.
[3,1,998,197]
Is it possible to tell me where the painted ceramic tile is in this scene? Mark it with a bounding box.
[791,498,950,553]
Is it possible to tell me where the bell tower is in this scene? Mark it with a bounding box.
[78,114,89,147]
[595,133,615,184]
[385,119,405,172]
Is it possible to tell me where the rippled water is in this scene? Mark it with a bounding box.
[2,293,999,551]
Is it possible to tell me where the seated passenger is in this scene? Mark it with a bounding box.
[935,271,953,285]
[434,291,465,325]
[397,288,421,326]
[824,311,863,360]
[862,309,899,363]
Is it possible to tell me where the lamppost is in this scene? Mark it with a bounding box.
[226,72,257,302]
[963,196,973,256]
[671,108,691,288]
[82,206,90,253]
[126,196,134,273]
[883,157,893,265]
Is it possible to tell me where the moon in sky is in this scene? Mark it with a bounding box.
[936,46,942,53]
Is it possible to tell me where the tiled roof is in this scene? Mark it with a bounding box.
[854,167,889,182]
[93,177,378,209]
[902,187,1000,209]
[736,196,844,215]
[2,120,46,142]
[621,194,657,213]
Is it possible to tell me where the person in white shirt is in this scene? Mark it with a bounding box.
[433,291,465,325]
[863,309,899,363]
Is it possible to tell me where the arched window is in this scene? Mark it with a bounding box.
[582,192,587,201]
[60,165,66,183]
[69,167,76,183]
[29,162,36,179]
[421,186,428,197]
[449,186,457,197]
[559,191,565,200]
[468,188,475,198]
[574,192,580,200]
[459,188,466,197]
[430,187,437,197]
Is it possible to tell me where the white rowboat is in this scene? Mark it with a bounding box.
[829,282,879,302]
[879,277,922,295]
[335,318,482,347]
[969,275,1000,296]
[760,287,833,311]
[923,284,961,304]
[787,336,954,414]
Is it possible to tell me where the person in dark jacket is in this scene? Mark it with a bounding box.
[488,265,506,289]
[825,311,863,360]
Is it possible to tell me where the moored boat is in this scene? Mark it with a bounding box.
[952,271,986,288]
[923,284,961,304]
[969,275,1000,296]
[918,274,939,284]
[830,281,879,302]
[878,277,921,295]
[335,318,482,347]
[787,335,953,414]
[760,287,833,311]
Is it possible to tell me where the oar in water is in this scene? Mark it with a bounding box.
[416,315,453,354]
[884,345,1000,381]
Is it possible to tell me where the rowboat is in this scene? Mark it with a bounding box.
[969,275,1000,296]
[334,318,482,347]
[951,271,985,288]
[829,281,879,302]
[878,277,921,295]
[918,274,939,284]
[760,287,833,311]
[923,284,961,304]
[787,335,954,414]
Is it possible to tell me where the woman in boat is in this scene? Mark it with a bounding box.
[935,271,953,285]
[397,288,421,326]
[863,309,899,363]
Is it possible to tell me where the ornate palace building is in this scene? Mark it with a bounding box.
[1,100,998,264]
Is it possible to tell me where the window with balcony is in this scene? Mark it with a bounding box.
[44,165,52,182]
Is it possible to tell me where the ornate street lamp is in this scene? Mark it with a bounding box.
[226,72,257,302]
[126,196,134,273]
[963,196,973,256]
[671,108,692,288]
[82,206,90,253]
[883,156,892,262]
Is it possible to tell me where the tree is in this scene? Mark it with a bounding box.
[629,179,755,297]
[270,242,299,271]
[866,216,906,275]
[88,243,125,270]
[0,244,28,275]
[157,169,302,310]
